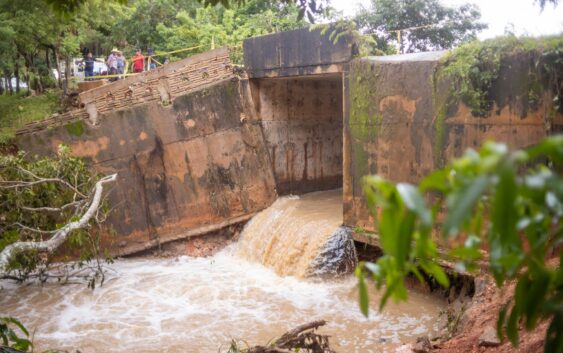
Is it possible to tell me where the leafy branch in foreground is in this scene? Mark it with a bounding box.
[356,135,563,352]
[0,145,116,287]
[0,317,32,352]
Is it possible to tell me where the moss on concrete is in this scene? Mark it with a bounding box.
[349,60,382,186]
[64,120,85,137]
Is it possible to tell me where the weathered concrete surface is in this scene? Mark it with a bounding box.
[244,27,357,78]
[344,52,563,230]
[250,75,343,195]
[17,79,278,255]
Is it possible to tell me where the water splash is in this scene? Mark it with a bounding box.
[0,252,442,353]
[237,189,357,277]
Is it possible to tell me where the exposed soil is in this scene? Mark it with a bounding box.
[433,274,547,353]
[137,222,245,258]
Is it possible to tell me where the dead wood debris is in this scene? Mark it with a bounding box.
[226,320,336,353]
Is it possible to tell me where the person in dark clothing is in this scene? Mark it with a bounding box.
[82,47,90,59]
[81,53,101,80]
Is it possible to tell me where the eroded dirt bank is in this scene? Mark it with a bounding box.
[432,276,548,353]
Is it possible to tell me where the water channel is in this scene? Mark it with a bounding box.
[0,190,444,352]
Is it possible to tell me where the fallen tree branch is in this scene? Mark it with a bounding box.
[21,200,84,213]
[0,173,117,273]
[228,320,335,353]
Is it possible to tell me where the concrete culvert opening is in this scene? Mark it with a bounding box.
[250,73,344,196]
[241,73,352,278]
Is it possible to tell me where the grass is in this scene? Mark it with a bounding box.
[0,90,60,144]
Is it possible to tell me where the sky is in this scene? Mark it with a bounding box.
[330,0,563,39]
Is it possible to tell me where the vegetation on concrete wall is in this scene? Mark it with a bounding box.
[357,135,563,353]
[348,60,382,187]
[436,35,563,117]
[429,34,563,167]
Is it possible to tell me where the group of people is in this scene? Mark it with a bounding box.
[81,47,164,81]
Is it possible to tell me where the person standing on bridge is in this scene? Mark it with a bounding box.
[147,48,157,70]
[132,49,145,73]
[107,48,119,81]
[81,53,101,81]
[116,51,127,77]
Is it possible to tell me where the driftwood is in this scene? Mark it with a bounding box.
[232,320,336,353]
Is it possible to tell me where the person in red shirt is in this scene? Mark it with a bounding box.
[132,50,145,73]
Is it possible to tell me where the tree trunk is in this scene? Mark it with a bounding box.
[63,55,71,94]
[15,61,20,94]
[7,75,13,95]
[46,48,50,69]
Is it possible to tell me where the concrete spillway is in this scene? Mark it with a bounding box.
[237,189,357,278]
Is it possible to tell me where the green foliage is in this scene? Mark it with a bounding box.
[0,0,306,98]
[355,0,486,54]
[64,120,85,137]
[0,145,108,279]
[1,316,83,352]
[438,35,563,117]
[0,316,32,352]
[148,0,305,64]
[357,136,563,352]
[0,91,60,144]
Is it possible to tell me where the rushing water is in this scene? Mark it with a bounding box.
[0,252,442,353]
[237,189,356,277]
[0,190,444,352]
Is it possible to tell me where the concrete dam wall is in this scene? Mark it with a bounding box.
[15,28,563,254]
[17,77,279,255]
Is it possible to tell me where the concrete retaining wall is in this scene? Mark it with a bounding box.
[343,51,563,230]
[17,79,277,255]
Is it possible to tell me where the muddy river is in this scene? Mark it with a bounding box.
[0,252,443,352]
[0,190,444,352]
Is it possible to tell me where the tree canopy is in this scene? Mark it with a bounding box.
[355,0,487,54]
[0,0,304,96]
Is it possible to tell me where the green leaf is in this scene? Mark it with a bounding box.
[0,317,29,337]
[524,271,551,330]
[356,265,369,317]
[419,168,450,193]
[545,312,563,353]
[443,175,490,237]
[507,306,520,346]
[527,135,563,164]
[397,183,432,226]
[421,261,450,288]
[491,163,519,252]
[497,304,508,342]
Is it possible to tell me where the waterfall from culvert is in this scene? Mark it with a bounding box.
[237,189,357,278]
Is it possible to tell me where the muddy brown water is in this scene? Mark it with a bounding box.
[0,190,444,353]
[237,189,346,277]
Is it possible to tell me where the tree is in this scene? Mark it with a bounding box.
[356,136,563,352]
[355,0,487,54]
[0,145,115,286]
[153,0,305,62]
